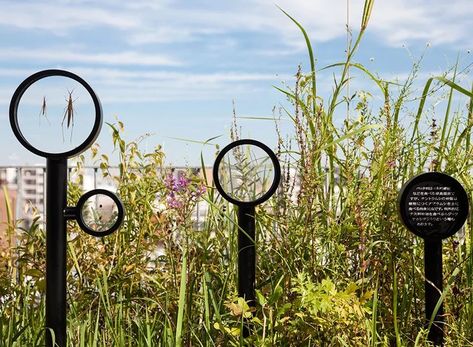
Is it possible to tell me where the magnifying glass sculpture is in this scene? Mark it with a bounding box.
[213,139,281,337]
[398,172,468,346]
[9,69,125,347]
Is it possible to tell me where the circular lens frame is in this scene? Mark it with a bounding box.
[76,189,125,237]
[398,172,469,240]
[213,139,281,206]
[9,69,103,158]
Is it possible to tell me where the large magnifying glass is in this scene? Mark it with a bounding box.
[9,70,125,347]
[213,139,280,336]
[10,69,101,159]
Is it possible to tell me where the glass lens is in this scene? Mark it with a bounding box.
[16,76,96,154]
[217,144,276,203]
[80,194,119,233]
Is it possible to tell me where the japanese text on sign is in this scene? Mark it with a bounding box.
[407,185,459,227]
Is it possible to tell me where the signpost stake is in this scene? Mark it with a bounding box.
[238,205,256,306]
[9,70,125,347]
[213,139,281,338]
[45,158,67,346]
[424,239,444,345]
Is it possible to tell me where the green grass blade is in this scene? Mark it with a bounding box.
[175,251,188,347]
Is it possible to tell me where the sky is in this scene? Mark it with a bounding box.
[0,0,472,167]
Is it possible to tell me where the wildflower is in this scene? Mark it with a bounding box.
[164,171,205,210]
[176,174,189,191]
[190,184,207,199]
[164,173,175,190]
[167,197,183,209]
[166,192,183,209]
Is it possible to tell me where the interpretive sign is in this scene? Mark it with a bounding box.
[398,171,469,346]
[399,172,468,240]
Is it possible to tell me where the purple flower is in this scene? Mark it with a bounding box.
[165,173,175,190]
[176,174,189,191]
[166,194,183,208]
[190,184,207,198]
[164,171,205,209]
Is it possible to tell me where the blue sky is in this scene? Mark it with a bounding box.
[0,0,472,166]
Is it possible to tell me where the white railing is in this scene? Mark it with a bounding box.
[0,166,209,231]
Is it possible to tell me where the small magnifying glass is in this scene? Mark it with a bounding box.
[213,139,281,332]
[9,69,124,347]
[65,189,125,237]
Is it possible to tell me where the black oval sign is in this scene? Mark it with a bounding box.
[398,172,469,240]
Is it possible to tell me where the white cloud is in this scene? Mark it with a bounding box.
[85,69,289,103]
[0,66,290,105]
[127,27,221,45]
[119,0,473,49]
[1,1,470,52]
[242,0,473,49]
[368,0,473,47]
[0,66,290,83]
[0,48,181,66]
[0,1,470,106]
[74,67,289,82]
[0,1,139,31]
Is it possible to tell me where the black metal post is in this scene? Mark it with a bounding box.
[238,205,256,305]
[238,205,256,337]
[46,158,67,347]
[212,139,281,340]
[424,239,444,346]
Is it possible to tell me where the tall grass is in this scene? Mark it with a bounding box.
[1,0,473,345]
